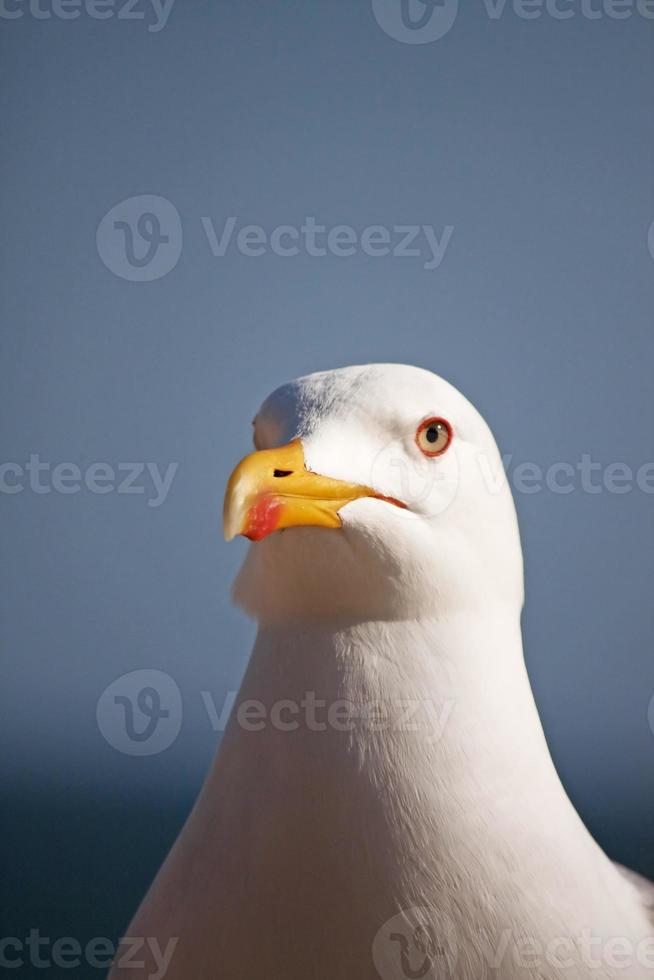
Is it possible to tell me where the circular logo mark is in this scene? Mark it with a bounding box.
[96,669,182,756]
[371,0,459,44]
[96,195,182,282]
[373,907,458,980]
[369,440,460,518]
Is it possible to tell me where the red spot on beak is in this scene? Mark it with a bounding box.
[244,495,283,541]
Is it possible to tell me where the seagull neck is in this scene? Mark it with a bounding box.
[242,611,553,779]
[187,611,592,940]
[252,609,531,693]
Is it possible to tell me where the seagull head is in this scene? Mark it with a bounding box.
[224,364,523,624]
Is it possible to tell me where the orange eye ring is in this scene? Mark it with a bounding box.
[415,417,453,457]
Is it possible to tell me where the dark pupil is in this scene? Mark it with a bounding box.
[426,426,440,444]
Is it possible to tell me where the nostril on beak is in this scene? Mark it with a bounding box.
[273,469,293,478]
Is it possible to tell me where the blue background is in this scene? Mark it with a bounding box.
[2,1,653,976]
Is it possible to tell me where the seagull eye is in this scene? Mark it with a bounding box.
[415,417,452,457]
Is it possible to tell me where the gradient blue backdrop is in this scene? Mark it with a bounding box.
[2,2,653,976]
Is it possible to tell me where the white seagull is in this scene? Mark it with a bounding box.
[113,364,654,980]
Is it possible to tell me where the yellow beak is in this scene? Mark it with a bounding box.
[223,439,385,542]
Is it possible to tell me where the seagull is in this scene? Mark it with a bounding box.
[113,364,654,980]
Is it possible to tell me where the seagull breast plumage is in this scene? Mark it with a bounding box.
[112,364,653,980]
